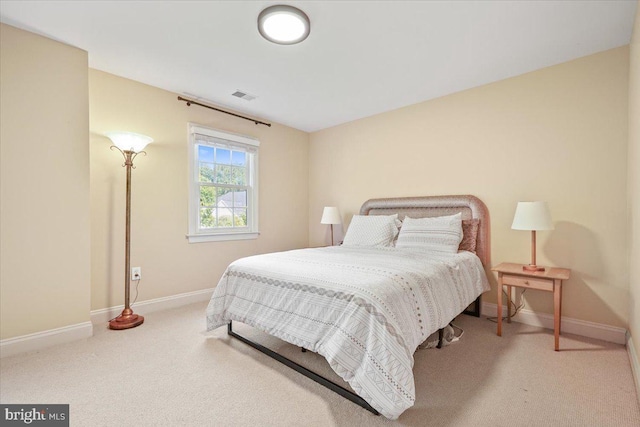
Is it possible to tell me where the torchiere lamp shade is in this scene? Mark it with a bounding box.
[106,131,153,153]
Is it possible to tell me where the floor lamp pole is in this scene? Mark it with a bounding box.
[109,149,144,330]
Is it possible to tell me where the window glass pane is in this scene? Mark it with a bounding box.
[233,190,247,207]
[217,209,233,228]
[200,208,215,228]
[198,145,214,163]
[200,186,216,207]
[233,209,247,227]
[199,163,215,183]
[215,165,232,184]
[231,166,246,185]
[216,187,233,211]
[232,151,246,166]
[216,148,231,165]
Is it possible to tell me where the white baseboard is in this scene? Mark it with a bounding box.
[0,288,215,358]
[90,287,215,325]
[0,321,93,359]
[481,302,627,345]
[628,332,640,405]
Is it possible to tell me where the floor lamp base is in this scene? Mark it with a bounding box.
[109,308,144,330]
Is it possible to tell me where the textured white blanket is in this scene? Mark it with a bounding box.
[206,246,490,419]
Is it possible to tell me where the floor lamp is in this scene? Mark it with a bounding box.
[511,201,554,272]
[106,132,153,330]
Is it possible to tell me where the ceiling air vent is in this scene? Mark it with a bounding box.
[232,90,256,101]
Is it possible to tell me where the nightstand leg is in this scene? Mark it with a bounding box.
[497,274,503,337]
[507,285,512,323]
[554,280,561,351]
[558,281,563,335]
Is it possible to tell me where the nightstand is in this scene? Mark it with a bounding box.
[491,262,571,351]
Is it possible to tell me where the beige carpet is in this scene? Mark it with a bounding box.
[1,302,639,426]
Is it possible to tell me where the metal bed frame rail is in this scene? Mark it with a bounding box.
[227,320,380,415]
[227,294,480,415]
[227,322,459,415]
[226,296,480,416]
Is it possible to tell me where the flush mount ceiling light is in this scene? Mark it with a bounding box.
[258,5,310,45]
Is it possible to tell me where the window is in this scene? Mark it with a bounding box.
[187,124,259,243]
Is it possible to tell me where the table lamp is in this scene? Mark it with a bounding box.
[511,201,553,272]
[321,207,341,246]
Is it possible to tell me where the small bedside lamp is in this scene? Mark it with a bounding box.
[511,201,554,272]
[321,207,341,246]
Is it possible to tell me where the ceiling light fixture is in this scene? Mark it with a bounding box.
[258,5,310,45]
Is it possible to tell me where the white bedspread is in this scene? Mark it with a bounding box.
[206,246,490,419]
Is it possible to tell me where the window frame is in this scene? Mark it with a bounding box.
[187,123,260,243]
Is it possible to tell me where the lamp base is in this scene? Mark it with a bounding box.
[523,264,545,272]
[109,308,144,330]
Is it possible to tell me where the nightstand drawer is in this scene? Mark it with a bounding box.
[502,275,553,291]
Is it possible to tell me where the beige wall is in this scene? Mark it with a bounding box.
[0,24,91,339]
[628,4,640,358]
[309,47,630,328]
[89,70,309,311]
[1,19,634,342]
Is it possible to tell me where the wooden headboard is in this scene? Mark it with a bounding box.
[359,195,491,267]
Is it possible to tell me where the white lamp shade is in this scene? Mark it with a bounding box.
[106,132,153,153]
[511,201,554,231]
[321,207,341,225]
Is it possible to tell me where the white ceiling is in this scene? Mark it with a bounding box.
[1,1,636,132]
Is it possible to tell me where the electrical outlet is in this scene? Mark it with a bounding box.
[132,267,141,280]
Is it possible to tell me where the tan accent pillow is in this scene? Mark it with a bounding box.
[459,219,480,253]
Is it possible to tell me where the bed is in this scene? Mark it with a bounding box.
[206,195,491,419]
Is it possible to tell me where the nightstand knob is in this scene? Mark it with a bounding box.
[524,281,529,285]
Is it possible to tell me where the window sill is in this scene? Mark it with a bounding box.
[186,232,260,243]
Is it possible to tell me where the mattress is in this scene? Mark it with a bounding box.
[206,246,490,419]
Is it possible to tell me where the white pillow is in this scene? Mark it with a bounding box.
[395,213,463,253]
[342,214,400,247]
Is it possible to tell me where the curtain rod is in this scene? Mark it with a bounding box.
[177,96,272,127]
